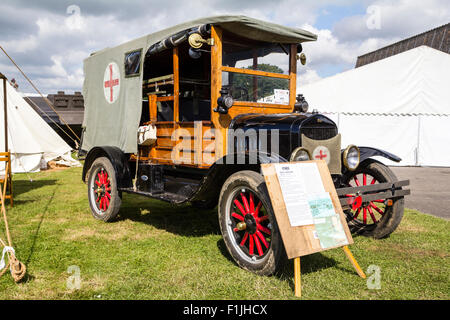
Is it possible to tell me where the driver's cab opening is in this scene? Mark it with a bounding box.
[141,41,211,126]
[137,25,298,168]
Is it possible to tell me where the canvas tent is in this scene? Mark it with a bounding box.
[0,79,81,173]
[300,46,450,167]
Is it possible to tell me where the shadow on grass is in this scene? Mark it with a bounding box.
[117,195,220,237]
[13,179,58,198]
[25,185,58,266]
[117,194,347,286]
[216,237,339,288]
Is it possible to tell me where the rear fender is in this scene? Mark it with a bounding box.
[82,146,132,188]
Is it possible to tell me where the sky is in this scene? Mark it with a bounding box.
[0,0,448,94]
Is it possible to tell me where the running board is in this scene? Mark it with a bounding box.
[120,187,189,204]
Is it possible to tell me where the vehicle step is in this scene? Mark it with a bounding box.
[120,187,188,204]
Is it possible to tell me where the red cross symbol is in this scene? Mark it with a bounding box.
[315,150,327,160]
[104,64,119,102]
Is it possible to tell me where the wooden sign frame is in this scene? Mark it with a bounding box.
[261,160,365,297]
[261,160,353,258]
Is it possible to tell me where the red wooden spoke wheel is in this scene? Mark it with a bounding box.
[345,173,386,226]
[229,189,272,259]
[218,171,285,276]
[87,157,122,222]
[342,160,405,239]
[94,168,112,212]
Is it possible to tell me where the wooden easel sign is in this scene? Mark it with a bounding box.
[261,160,365,297]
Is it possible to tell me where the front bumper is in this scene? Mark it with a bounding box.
[337,180,410,210]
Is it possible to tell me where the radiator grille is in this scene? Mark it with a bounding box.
[301,126,338,141]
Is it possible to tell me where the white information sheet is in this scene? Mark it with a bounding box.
[274,163,325,226]
[274,89,290,104]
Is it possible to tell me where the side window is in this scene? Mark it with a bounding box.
[124,49,142,77]
[142,48,174,124]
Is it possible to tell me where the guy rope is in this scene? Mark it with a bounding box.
[0,158,26,282]
[0,45,81,146]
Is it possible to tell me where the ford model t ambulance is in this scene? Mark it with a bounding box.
[81,16,409,275]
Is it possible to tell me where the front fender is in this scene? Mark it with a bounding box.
[358,147,401,163]
[82,146,132,188]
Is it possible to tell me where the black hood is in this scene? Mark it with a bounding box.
[228,113,338,160]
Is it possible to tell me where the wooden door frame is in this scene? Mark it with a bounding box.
[209,26,298,161]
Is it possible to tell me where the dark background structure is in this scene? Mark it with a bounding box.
[356,23,449,67]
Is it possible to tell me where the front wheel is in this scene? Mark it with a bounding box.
[342,160,404,239]
[87,157,122,222]
[218,171,285,276]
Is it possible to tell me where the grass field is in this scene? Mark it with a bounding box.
[0,167,448,299]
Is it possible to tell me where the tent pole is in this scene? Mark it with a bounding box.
[0,73,7,153]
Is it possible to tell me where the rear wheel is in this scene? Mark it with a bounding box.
[342,160,404,238]
[218,171,285,275]
[87,157,122,222]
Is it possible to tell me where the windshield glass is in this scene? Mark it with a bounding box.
[222,31,291,105]
[222,33,290,74]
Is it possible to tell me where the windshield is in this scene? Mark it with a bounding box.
[222,31,291,105]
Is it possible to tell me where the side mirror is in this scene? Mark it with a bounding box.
[215,88,234,114]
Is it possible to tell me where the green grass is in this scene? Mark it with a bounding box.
[0,167,448,299]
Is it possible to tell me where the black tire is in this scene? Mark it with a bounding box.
[87,157,122,222]
[342,160,404,239]
[218,170,285,276]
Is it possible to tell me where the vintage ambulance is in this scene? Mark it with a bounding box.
[80,16,409,275]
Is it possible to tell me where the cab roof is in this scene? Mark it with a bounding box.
[90,15,317,56]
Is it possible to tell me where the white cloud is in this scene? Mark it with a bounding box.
[0,0,447,94]
[1,35,38,53]
[298,68,322,87]
[333,0,450,42]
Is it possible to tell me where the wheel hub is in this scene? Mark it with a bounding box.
[244,214,257,234]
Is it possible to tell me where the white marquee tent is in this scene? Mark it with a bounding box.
[300,45,450,167]
[0,79,80,173]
